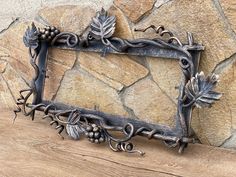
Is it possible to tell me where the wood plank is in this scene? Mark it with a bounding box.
[0,110,235,177]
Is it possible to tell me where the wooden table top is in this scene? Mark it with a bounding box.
[0,110,236,177]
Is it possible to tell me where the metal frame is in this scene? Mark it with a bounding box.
[14,8,222,155]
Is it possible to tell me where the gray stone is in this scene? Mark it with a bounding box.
[155,0,172,8]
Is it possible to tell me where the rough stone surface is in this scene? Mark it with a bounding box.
[0,0,113,33]
[155,0,172,8]
[38,6,96,34]
[108,5,133,39]
[0,60,7,73]
[219,0,236,34]
[78,52,149,91]
[0,63,30,109]
[38,5,133,38]
[191,98,232,146]
[55,68,129,117]
[192,58,236,146]
[2,64,29,100]
[133,0,236,75]
[222,131,236,149]
[114,0,156,23]
[44,48,77,100]
[123,78,176,127]
[0,22,36,82]
[0,0,41,32]
[218,61,236,131]
[0,75,15,109]
[147,57,181,104]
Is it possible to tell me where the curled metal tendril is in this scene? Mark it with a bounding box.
[51,32,79,48]
[109,140,145,156]
[134,25,183,46]
[14,47,39,121]
[14,86,65,138]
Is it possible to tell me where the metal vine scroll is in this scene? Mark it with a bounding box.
[14,8,222,155]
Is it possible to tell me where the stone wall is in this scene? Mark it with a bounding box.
[0,0,236,149]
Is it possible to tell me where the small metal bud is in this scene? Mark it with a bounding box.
[88,132,94,138]
[86,125,92,132]
[85,132,89,137]
[51,26,56,31]
[89,138,95,143]
[54,29,60,34]
[41,29,46,34]
[99,137,105,143]
[91,124,97,128]
[93,126,99,132]
[50,32,55,37]
[45,31,50,36]
[41,34,46,39]
[94,132,100,139]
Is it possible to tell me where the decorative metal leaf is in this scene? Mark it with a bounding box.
[66,124,84,140]
[23,22,39,49]
[90,8,116,40]
[185,71,222,108]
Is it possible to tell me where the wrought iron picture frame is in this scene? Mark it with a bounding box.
[14,8,222,155]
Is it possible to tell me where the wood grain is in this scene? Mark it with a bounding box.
[0,110,236,177]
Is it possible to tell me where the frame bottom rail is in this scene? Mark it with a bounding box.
[26,100,195,146]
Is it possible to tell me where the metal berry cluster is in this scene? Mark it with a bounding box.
[39,26,60,41]
[84,124,106,144]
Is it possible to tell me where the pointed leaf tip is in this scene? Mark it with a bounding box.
[90,8,116,40]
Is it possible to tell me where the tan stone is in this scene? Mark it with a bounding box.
[1,64,30,104]
[133,0,236,75]
[215,60,236,130]
[39,5,133,38]
[0,60,7,73]
[44,60,75,100]
[55,68,129,117]
[0,46,10,58]
[123,78,176,127]
[0,21,40,108]
[191,99,232,146]
[78,52,149,90]
[38,5,96,34]
[108,5,133,39]
[0,22,37,82]
[220,0,236,33]
[147,57,181,103]
[44,48,77,99]
[191,60,236,146]
[114,0,155,23]
[0,75,15,109]
[48,48,76,68]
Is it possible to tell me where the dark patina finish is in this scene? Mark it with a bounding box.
[14,8,221,155]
